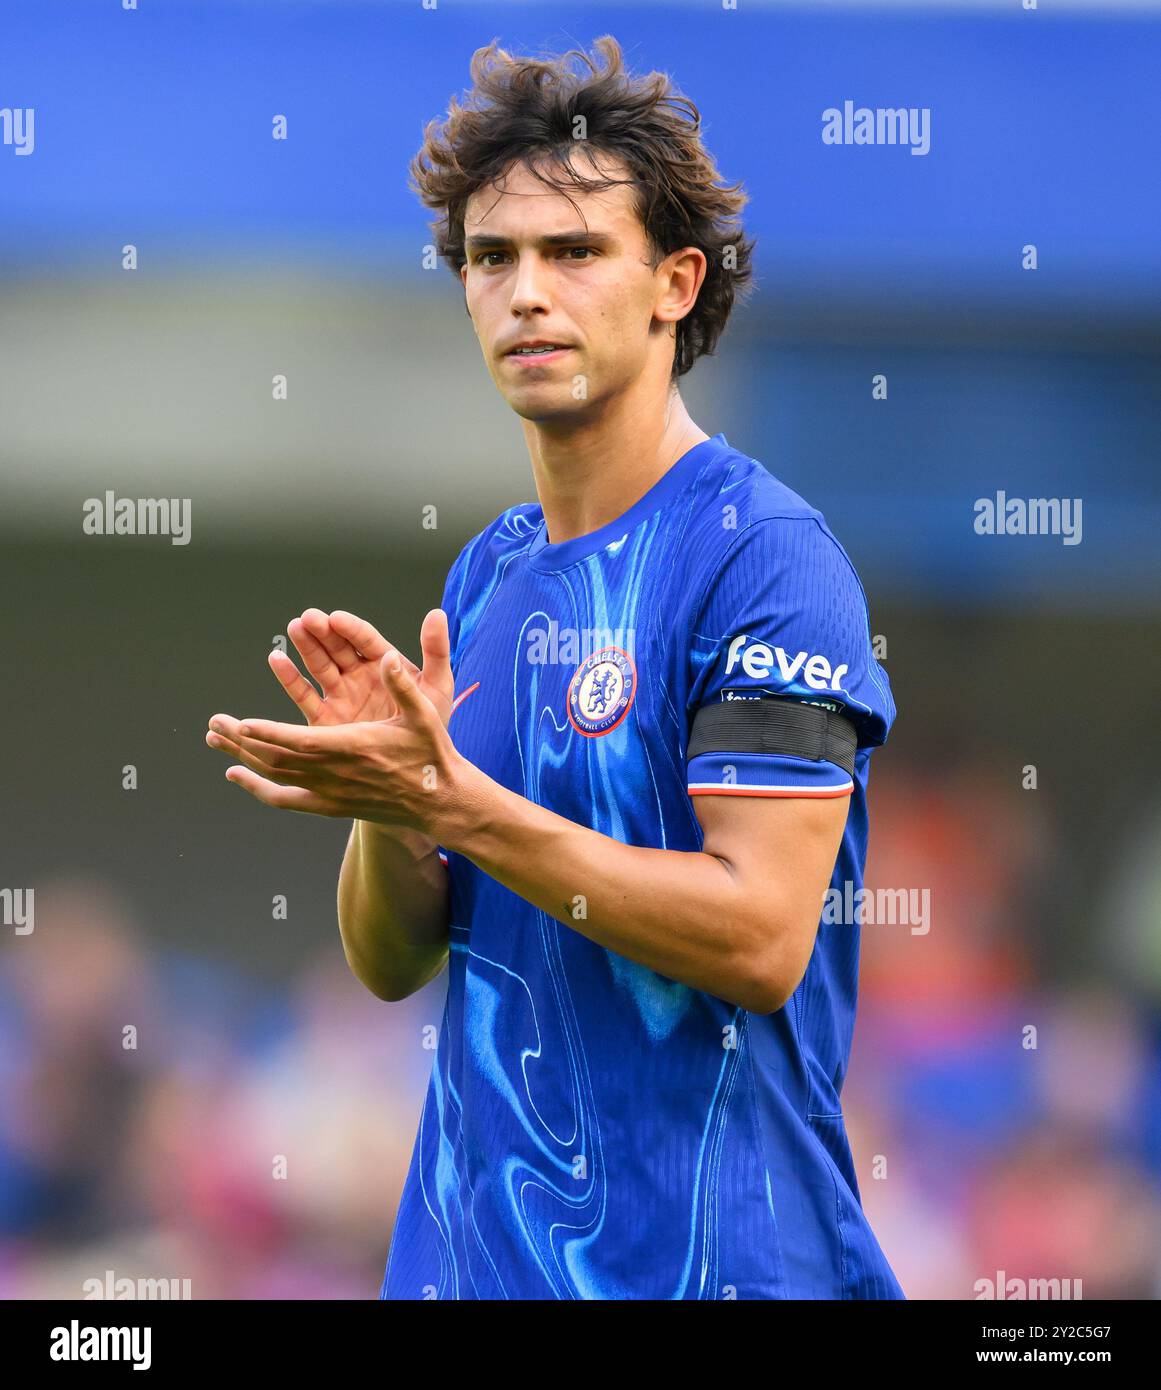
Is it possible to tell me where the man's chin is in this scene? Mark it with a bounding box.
[503,389,594,425]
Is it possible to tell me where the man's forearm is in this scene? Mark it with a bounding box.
[439,757,785,1012]
[337,820,450,1001]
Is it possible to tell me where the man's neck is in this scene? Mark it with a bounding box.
[523,392,710,546]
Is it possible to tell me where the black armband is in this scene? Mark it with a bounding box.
[687,696,858,776]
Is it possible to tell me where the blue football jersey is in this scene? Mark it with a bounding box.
[379,433,903,1300]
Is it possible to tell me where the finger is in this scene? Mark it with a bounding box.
[229,717,355,754]
[328,610,392,663]
[209,729,316,784]
[268,649,324,722]
[286,611,345,692]
[297,607,360,673]
[223,764,339,815]
[206,723,328,773]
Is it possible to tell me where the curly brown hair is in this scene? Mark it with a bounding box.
[408,35,756,380]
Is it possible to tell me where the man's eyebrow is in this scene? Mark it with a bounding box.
[464,230,616,252]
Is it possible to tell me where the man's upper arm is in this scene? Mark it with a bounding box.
[682,514,896,1008]
[693,790,848,1012]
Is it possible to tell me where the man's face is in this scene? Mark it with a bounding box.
[459,151,674,422]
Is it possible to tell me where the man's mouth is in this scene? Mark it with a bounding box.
[505,343,573,363]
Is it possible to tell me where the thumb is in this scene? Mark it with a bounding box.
[379,648,437,727]
[418,608,455,698]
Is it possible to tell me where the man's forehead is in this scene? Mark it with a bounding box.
[463,154,637,231]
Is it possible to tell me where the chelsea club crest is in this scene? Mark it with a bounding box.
[567,646,637,737]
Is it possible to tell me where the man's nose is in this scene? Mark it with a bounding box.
[509,254,552,314]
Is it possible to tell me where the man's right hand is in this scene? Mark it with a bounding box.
[269,607,456,730]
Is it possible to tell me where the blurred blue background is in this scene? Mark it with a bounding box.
[2,0,1160,1299]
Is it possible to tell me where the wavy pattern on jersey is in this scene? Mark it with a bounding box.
[533,516,697,1047]
[465,933,607,1297]
[483,566,694,1295]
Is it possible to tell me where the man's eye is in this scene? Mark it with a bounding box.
[473,247,594,266]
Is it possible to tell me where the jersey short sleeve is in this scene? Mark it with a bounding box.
[685,516,895,799]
